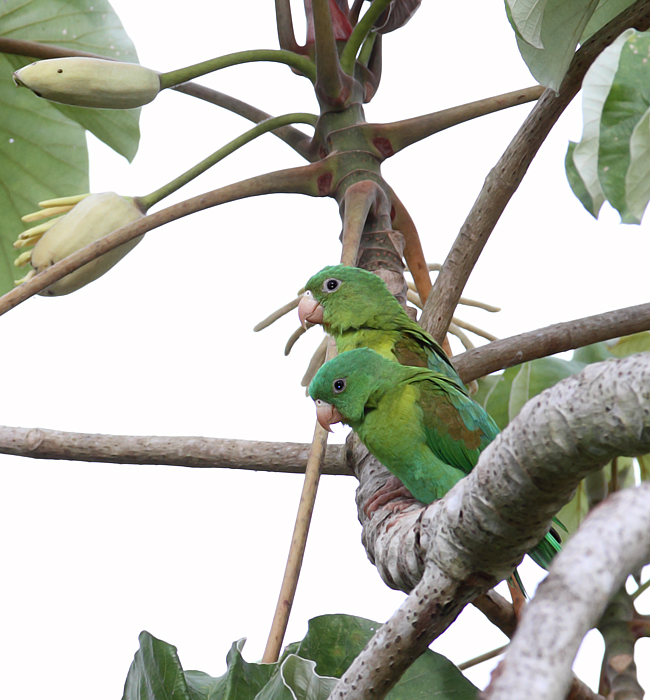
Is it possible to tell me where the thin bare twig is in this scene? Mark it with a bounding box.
[372,85,544,156]
[451,316,497,342]
[262,335,336,662]
[261,420,330,662]
[275,0,302,53]
[390,189,432,303]
[254,297,301,331]
[285,326,307,355]
[452,301,650,384]
[0,425,349,474]
[421,0,650,344]
[458,644,508,671]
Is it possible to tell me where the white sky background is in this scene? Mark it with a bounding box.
[1,0,649,697]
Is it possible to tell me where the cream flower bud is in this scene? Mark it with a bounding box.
[30,192,144,296]
[13,58,161,109]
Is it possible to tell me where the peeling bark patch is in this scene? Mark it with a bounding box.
[373,137,394,158]
[317,172,333,195]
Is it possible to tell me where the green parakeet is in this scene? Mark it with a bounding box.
[309,347,561,576]
[298,265,466,393]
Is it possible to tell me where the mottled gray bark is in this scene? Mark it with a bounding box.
[483,485,650,700]
[331,353,650,700]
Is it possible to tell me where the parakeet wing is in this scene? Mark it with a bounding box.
[414,374,499,476]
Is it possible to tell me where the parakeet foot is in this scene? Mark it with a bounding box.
[507,578,527,618]
[364,476,417,517]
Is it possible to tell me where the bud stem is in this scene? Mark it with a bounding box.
[138,112,317,210]
[159,50,317,89]
[339,0,391,74]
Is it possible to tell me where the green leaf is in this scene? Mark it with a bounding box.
[296,614,478,700]
[565,141,600,217]
[122,631,193,700]
[637,454,650,481]
[598,31,650,223]
[297,615,382,678]
[607,331,650,356]
[508,362,532,422]
[123,634,276,700]
[571,342,614,363]
[123,617,478,700]
[0,0,142,160]
[582,0,638,41]
[509,0,600,91]
[505,0,550,49]
[625,107,650,221]
[557,457,637,535]
[256,656,337,700]
[477,357,586,429]
[570,31,636,218]
[0,51,88,294]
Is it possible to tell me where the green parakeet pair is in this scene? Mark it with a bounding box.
[300,264,561,579]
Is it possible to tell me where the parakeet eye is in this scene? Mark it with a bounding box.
[332,378,346,393]
[322,278,340,293]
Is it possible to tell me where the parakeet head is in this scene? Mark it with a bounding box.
[298,265,405,334]
[309,347,396,431]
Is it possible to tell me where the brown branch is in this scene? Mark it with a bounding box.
[452,301,650,384]
[0,424,349,475]
[373,85,544,156]
[420,0,650,344]
[0,37,102,59]
[0,38,314,160]
[0,162,326,318]
[339,180,389,265]
[172,83,314,160]
[389,188,432,303]
[597,588,644,700]
[262,422,330,662]
[310,0,352,105]
[275,0,302,53]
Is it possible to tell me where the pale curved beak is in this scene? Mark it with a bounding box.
[298,294,324,329]
[315,399,344,432]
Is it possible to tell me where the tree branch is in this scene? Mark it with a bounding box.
[172,83,315,160]
[0,162,327,317]
[370,85,544,156]
[339,180,389,265]
[275,0,302,53]
[420,0,650,344]
[451,301,650,384]
[483,486,650,700]
[0,38,315,160]
[389,188,432,304]
[311,0,352,105]
[337,353,650,700]
[596,587,644,700]
[0,425,349,475]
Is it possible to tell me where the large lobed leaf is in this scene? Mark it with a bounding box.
[565,28,650,223]
[0,0,142,159]
[122,616,478,700]
[0,0,142,295]
[506,0,599,91]
[505,0,638,91]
